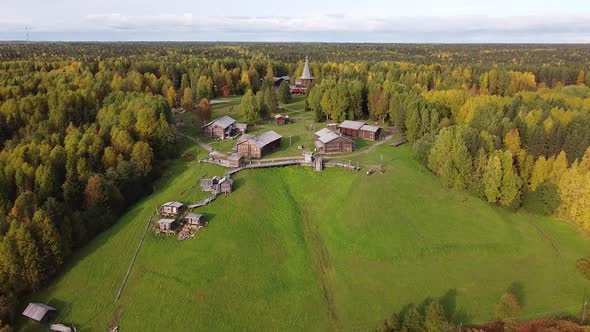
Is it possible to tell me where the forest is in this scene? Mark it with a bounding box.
[0,43,589,331]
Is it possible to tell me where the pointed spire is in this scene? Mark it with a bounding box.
[300,56,313,80]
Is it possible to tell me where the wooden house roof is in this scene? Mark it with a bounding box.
[360,124,381,132]
[163,201,183,208]
[202,115,236,129]
[219,177,233,185]
[186,213,203,220]
[317,131,352,144]
[229,153,243,161]
[22,303,56,322]
[238,131,282,148]
[339,120,366,130]
[235,123,248,131]
[315,128,334,137]
[274,114,289,119]
[157,219,176,226]
[273,75,290,83]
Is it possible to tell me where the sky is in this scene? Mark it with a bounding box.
[1,0,590,42]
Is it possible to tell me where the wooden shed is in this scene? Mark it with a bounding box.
[315,130,354,153]
[185,213,206,228]
[200,176,221,192]
[275,114,290,125]
[156,218,177,234]
[314,157,324,172]
[236,131,282,158]
[229,153,245,168]
[219,177,233,194]
[159,201,184,217]
[202,115,237,139]
[359,124,381,141]
[22,303,56,324]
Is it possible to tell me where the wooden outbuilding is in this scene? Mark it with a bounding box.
[235,123,248,134]
[218,177,233,194]
[235,131,282,158]
[200,176,233,194]
[22,303,56,324]
[202,115,237,139]
[314,157,324,172]
[201,176,221,192]
[159,201,184,217]
[229,153,245,168]
[303,151,315,164]
[185,213,206,228]
[156,218,177,234]
[275,114,290,125]
[338,120,382,141]
[315,129,354,153]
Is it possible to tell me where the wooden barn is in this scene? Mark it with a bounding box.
[202,115,237,139]
[229,153,245,168]
[274,114,290,125]
[185,213,206,228]
[338,120,382,141]
[235,131,282,158]
[315,129,355,153]
[159,201,184,217]
[200,176,233,194]
[156,218,177,234]
[22,303,56,324]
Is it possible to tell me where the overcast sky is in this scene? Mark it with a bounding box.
[1,0,590,42]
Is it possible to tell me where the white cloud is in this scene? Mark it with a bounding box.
[2,13,590,42]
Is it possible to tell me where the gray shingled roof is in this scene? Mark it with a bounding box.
[186,213,203,220]
[273,76,290,82]
[202,115,236,129]
[157,219,175,226]
[360,124,381,132]
[242,131,282,148]
[219,177,234,185]
[315,128,333,137]
[318,131,342,144]
[274,114,289,119]
[235,123,248,131]
[22,303,56,322]
[229,153,243,161]
[339,120,366,130]
[300,56,314,80]
[163,201,183,208]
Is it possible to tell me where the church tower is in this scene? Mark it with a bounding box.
[299,56,314,89]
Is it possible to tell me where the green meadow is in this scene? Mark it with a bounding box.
[20,135,590,331]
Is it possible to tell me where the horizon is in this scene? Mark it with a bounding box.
[2,0,590,43]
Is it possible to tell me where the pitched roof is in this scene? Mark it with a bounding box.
[229,153,243,161]
[274,114,289,119]
[186,213,203,219]
[239,131,282,148]
[49,324,73,332]
[273,76,290,82]
[317,131,352,144]
[300,56,314,80]
[235,123,248,130]
[360,124,381,133]
[22,303,56,322]
[219,177,234,185]
[315,128,334,137]
[157,218,175,226]
[202,115,236,129]
[163,201,183,208]
[339,120,366,130]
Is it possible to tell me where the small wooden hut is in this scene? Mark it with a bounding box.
[159,201,184,217]
[156,218,177,234]
[229,153,245,168]
[185,213,206,228]
[275,114,290,125]
[219,177,233,194]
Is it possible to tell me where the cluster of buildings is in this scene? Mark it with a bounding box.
[314,120,382,153]
[272,56,314,94]
[156,201,207,235]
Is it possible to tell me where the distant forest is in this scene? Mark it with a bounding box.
[0,43,589,331]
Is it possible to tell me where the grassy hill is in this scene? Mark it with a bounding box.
[19,136,590,331]
[19,95,590,331]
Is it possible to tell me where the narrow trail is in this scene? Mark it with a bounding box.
[176,131,227,157]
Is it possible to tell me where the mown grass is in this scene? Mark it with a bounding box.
[20,140,590,332]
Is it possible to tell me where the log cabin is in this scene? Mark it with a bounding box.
[156,218,177,234]
[202,115,247,139]
[274,114,289,125]
[314,129,355,153]
[229,153,245,168]
[235,131,282,158]
[338,120,382,141]
[185,213,206,228]
[159,201,184,217]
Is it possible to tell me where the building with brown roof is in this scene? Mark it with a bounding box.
[338,120,382,141]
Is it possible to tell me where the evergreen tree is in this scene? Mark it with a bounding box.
[277,80,292,104]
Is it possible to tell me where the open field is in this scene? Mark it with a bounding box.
[20,137,590,331]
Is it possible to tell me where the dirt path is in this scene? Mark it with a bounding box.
[176,132,227,158]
